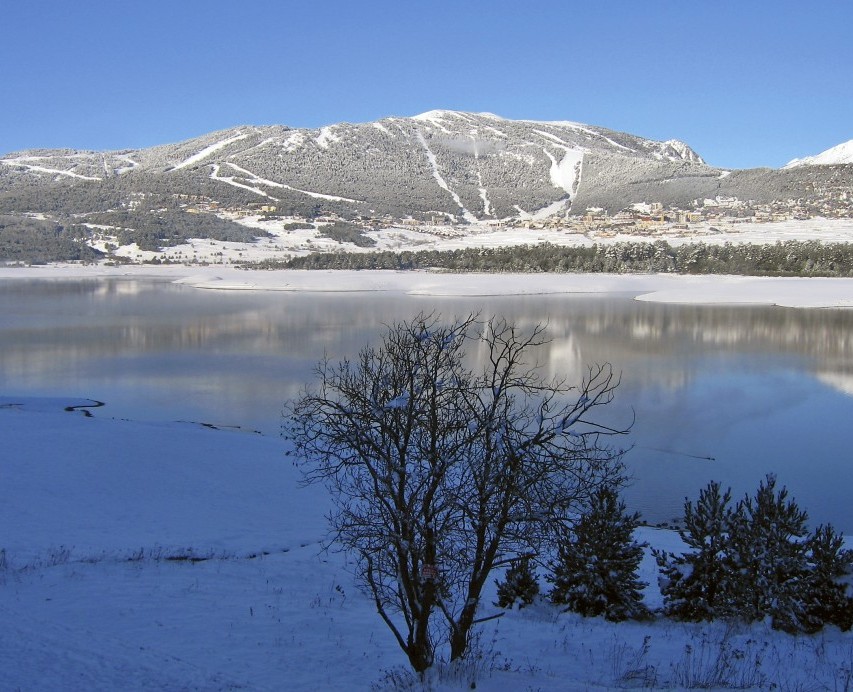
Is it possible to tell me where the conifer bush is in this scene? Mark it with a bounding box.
[798,524,853,633]
[727,475,810,631]
[655,481,737,621]
[548,486,650,621]
[494,556,539,609]
[657,475,853,633]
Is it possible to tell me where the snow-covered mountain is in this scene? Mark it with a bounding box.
[1,111,851,262]
[785,139,853,168]
[0,110,710,222]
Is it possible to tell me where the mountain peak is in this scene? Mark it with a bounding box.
[412,109,480,121]
[784,139,853,168]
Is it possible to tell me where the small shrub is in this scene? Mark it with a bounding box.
[549,486,650,621]
[494,556,539,609]
[798,523,853,632]
[317,221,376,247]
[727,474,810,631]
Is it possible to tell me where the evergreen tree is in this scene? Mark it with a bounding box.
[658,477,853,634]
[798,524,853,633]
[494,556,539,609]
[727,475,810,631]
[655,481,737,621]
[549,486,650,621]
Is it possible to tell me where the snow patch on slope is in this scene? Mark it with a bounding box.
[530,198,570,221]
[222,162,362,203]
[534,131,584,198]
[476,170,492,216]
[172,132,250,171]
[661,139,704,163]
[113,154,138,175]
[412,110,455,134]
[315,126,340,149]
[550,148,584,197]
[209,164,276,199]
[0,156,102,181]
[532,119,634,153]
[372,122,393,136]
[280,131,308,153]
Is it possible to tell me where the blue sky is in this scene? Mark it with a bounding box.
[1,1,850,169]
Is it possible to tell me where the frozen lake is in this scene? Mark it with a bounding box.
[2,276,853,530]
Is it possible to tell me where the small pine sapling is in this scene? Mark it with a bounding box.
[655,480,737,621]
[727,474,810,631]
[494,556,539,609]
[549,486,650,621]
[798,524,853,632]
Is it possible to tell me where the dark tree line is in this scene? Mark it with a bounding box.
[316,221,376,247]
[88,209,268,251]
[258,240,853,277]
[0,215,103,264]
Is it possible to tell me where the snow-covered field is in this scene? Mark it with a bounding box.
[85,216,853,266]
[4,396,853,691]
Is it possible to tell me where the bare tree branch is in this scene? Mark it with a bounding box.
[283,312,629,671]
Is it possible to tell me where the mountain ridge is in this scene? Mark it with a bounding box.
[2,109,847,174]
[0,111,851,263]
[0,110,717,224]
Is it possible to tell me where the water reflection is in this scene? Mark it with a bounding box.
[2,278,853,529]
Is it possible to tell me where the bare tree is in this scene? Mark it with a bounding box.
[284,313,629,672]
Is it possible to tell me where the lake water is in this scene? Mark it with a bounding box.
[3,277,853,530]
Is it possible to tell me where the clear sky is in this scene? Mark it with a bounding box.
[1,1,850,169]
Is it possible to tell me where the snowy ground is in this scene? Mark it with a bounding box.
[3,397,853,691]
[85,216,853,267]
[8,215,853,310]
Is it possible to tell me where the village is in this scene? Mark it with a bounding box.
[514,185,853,237]
[155,173,853,253]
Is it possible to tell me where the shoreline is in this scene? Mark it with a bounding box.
[1,264,853,308]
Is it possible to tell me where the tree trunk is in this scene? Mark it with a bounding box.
[449,602,478,661]
[407,578,436,672]
[406,641,433,673]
